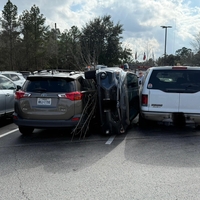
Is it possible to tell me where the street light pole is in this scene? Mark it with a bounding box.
[161,25,172,64]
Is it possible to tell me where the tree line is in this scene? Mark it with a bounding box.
[0,0,133,71]
[1,0,200,72]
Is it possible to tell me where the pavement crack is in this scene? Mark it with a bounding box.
[14,152,31,200]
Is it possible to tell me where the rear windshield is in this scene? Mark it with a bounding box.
[148,69,200,93]
[23,77,75,93]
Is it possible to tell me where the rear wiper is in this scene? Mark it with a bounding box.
[33,88,47,92]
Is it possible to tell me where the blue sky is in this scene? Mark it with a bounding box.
[1,0,200,61]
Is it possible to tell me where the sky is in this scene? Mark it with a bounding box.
[1,0,200,61]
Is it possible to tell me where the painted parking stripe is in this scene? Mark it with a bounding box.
[105,135,116,145]
[0,128,19,139]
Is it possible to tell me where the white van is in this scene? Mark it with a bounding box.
[139,66,200,127]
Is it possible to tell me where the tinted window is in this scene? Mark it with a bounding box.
[79,77,95,91]
[148,70,200,93]
[24,78,75,92]
[127,73,138,88]
[3,74,20,81]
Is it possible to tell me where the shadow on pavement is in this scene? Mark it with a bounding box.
[124,123,200,168]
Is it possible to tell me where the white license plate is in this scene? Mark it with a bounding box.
[37,98,51,105]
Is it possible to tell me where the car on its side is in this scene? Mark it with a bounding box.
[0,71,26,87]
[85,67,139,135]
[139,66,200,127]
[0,74,20,118]
[13,70,97,136]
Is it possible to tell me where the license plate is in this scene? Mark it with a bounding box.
[37,98,51,105]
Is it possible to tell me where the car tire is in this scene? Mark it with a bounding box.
[19,126,34,136]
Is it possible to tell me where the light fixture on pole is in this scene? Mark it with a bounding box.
[161,25,172,62]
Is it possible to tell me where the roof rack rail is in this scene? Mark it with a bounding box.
[54,69,75,73]
[32,69,83,76]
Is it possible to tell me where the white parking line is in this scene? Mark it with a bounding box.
[105,135,116,145]
[0,128,19,139]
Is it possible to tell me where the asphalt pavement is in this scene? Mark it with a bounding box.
[1,121,200,200]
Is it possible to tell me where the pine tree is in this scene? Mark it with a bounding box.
[1,0,20,70]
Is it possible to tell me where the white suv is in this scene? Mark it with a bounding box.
[139,66,200,127]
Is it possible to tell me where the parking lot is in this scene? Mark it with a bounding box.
[1,119,200,199]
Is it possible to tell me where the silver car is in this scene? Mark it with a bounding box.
[0,71,26,87]
[0,74,18,118]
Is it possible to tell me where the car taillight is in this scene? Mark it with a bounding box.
[71,117,80,121]
[58,91,83,101]
[142,94,148,106]
[172,66,187,70]
[15,90,31,99]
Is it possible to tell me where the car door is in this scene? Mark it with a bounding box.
[0,77,6,115]
[0,76,16,114]
[126,72,140,121]
[145,70,180,113]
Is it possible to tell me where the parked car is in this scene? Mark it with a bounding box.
[18,71,33,79]
[123,63,129,71]
[95,65,107,70]
[13,70,97,136]
[0,74,20,118]
[85,67,139,135]
[0,71,26,87]
[139,66,200,127]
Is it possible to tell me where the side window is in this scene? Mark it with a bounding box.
[78,77,92,91]
[88,79,96,90]
[0,76,16,90]
[0,77,4,89]
[127,73,138,88]
[10,74,20,81]
[2,74,10,79]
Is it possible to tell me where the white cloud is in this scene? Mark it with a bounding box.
[1,0,200,61]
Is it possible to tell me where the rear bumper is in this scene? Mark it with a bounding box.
[13,113,79,128]
[141,111,200,125]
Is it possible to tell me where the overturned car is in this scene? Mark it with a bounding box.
[85,67,139,135]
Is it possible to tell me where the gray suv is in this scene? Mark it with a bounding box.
[13,70,97,135]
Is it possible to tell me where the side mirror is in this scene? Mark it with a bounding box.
[16,85,21,91]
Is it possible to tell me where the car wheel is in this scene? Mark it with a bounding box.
[19,126,34,136]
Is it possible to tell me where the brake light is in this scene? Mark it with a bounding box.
[58,91,83,101]
[172,66,187,70]
[72,117,80,121]
[15,90,31,99]
[142,94,148,106]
